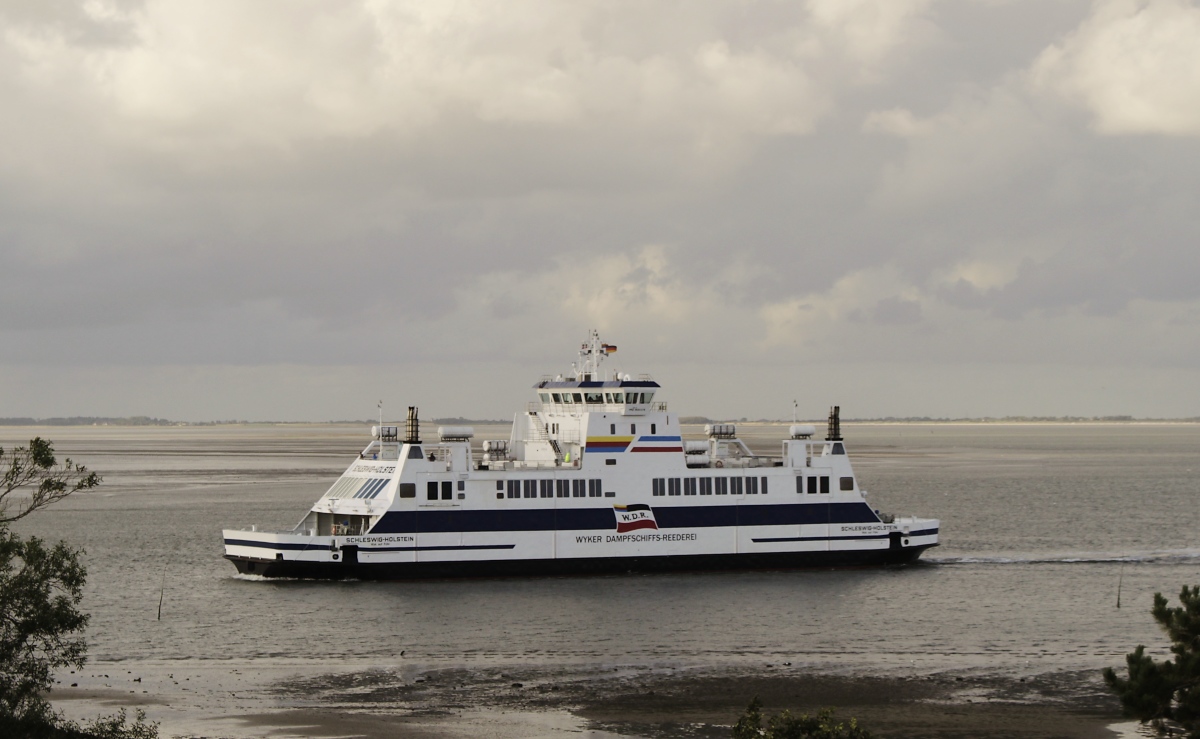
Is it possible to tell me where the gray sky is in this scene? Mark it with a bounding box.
[4,0,1200,421]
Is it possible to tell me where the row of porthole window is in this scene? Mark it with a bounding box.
[796,476,855,494]
[611,423,655,435]
[652,476,768,496]
[538,391,655,405]
[499,478,611,499]
[403,474,854,502]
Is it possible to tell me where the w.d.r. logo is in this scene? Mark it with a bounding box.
[613,504,658,533]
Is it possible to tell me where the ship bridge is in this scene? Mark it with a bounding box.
[534,379,664,416]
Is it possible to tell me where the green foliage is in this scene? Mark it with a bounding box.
[0,707,159,739]
[0,438,156,739]
[733,697,874,739]
[1,438,101,525]
[1105,585,1200,738]
[0,531,89,725]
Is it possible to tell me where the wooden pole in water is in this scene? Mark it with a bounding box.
[1116,562,1124,609]
[157,568,166,619]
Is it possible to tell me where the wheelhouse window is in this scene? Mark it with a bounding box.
[612,392,625,402]
[552,393,562,402]
[585,392,603,403]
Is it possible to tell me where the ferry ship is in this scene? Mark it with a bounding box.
[223,332,939,579]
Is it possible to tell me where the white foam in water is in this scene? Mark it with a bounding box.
[928,549,1200,566]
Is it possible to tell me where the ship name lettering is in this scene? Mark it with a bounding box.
[351,464,396,474]
[343,535,414,544]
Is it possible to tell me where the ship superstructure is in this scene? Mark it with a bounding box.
[223,331,939,579]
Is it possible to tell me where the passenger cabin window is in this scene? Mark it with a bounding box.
[746,477,758,495]
[556,480,569,498]
[840,476,855,491]
[588,479,602,497]
[610,424,616,434]
[761,476,768,495]
[631,424,636,434]
[507,480,519,499]
[700,478,713,495]
[442,481,452,500]
[523,480,536,499]
[427,481,438,500]
[540,480,553,498]
[572,479,585,498]
[651,424,656,434]
[820,476,830,495]
[399,483,416,498]
[715,478,728,495]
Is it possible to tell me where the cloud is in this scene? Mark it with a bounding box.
[4,1,1200,419]
[1032,0,1200,136]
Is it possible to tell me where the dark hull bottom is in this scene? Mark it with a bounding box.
[228,545,936,580]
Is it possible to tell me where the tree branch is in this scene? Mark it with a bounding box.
[0,438,101,525]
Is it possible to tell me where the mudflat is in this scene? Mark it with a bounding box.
[218,666,1124,738]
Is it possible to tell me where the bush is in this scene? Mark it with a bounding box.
[733,697,874,739]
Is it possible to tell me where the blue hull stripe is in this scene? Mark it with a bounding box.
[368,502,880,535]
[225,539,514,552]
[754,527,939,543]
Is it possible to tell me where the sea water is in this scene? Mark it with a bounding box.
[5,423,1198,731]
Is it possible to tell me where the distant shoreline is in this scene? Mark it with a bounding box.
[2,415,1198,427]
